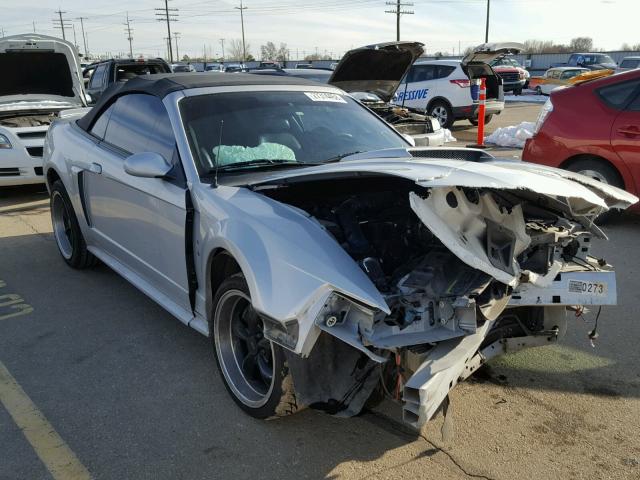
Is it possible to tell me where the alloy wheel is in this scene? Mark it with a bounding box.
[51,192,74,260]
[214,289,275,408]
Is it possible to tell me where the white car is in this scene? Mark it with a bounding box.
[394,43,523,128]
[0,34,87,186]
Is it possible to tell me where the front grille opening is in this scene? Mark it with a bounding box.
[0,168,20,176]
[17,131,47,140]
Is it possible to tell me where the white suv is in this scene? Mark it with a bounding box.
[394,43,523,128]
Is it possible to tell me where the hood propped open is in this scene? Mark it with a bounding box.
[461,42,524,67]
[329,42,425,102]
[0,34,85,111]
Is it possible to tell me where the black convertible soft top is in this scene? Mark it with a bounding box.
[77,72,321,131]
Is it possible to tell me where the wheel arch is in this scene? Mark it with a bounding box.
[426,96,453,112]
[560,154,626,190]
[45,167,62,191]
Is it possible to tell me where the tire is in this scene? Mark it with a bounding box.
[469,114,493,126]
[212,273,299,419]
[566,158,624,223]
[535,86,543,95]
[514,88,523,96]
[50,180,97,269]
[428,100,454,129]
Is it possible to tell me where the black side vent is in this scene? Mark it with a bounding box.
[26,146,44,157]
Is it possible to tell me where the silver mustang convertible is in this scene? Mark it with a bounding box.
[44,73,637,429]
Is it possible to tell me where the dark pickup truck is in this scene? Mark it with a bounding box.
[552,53,617,71]
[84,58,171,104]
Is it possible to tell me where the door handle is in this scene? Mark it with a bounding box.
[89,162,102,174]
[617,126,640,137]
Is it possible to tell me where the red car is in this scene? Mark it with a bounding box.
[523,69,640,212]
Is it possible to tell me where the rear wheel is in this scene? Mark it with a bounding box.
[566,158,624,223]
[212,274,298,419]
[428,100,454,129]
[50,180,97,269]
[469,114,493,126]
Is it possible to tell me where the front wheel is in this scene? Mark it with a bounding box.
[212,273,299,419]
[428,101,454,129]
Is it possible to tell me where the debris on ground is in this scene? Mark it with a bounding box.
[443,128,457,143]
[485,121,534,148]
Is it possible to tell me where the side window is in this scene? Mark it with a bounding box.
[436,65,456,79]
[89,103,114,140]
[627,92,640,111]
[409,65,435,83]
[89,64,106,89]
[598,80,640,110]
[102,94,175,161]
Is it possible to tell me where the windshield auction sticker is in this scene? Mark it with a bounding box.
[304,92,347,103]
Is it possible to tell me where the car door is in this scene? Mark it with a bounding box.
[608,79,640,191]
[542,70,560,94]
[396,64,435,110]
[82,93,191,313]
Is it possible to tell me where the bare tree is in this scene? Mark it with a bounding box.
[569,37,593,52]
[228,38,251,61]
[621,43,640,51]
[303,53,331,61]
[260,41,277,61]
[276,43,288,62]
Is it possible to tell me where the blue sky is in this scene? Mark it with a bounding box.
[2,0,637,59]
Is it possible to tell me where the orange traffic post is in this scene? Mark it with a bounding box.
[476,77,486,146]
[467,77,488,149]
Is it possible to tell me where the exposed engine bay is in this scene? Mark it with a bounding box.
[260,174,616,427]
[0,113,57,128]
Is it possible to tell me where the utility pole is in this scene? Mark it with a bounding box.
[33,21,36,33]
[485,0,490,43]
[385,0,413,41]
[164,37,171,61]
[219,38,225,63]
[155,0,178,63]
[76,17,88,57]
[123,13,133,58]
[235,0,247,62]
[72,23,78,50]
[53,9,72,41]
[173,32,180,61]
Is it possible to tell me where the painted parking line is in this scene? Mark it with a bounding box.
[0,361,91,480]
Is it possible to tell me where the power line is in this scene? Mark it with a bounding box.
[155,0,178,62]
[53,9,72,41]
[385,0,414,41]
[235,0,247,62]
[124,13,133,58]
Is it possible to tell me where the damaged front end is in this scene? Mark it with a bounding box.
[252,156,635,429]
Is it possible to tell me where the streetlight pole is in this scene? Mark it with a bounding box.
[485,0,490,43]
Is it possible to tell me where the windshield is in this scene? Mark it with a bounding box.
[584,54,615,65]
[492,57,520,68]
[180,90,407,175]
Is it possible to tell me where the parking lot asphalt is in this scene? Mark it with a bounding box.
[1,105,639,480]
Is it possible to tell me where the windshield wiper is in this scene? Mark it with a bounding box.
[213,159,322,173]
[324,151,365,163]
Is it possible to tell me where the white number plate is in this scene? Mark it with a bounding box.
[568,280,607,295]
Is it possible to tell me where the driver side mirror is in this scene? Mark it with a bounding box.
[124,152,172,178]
